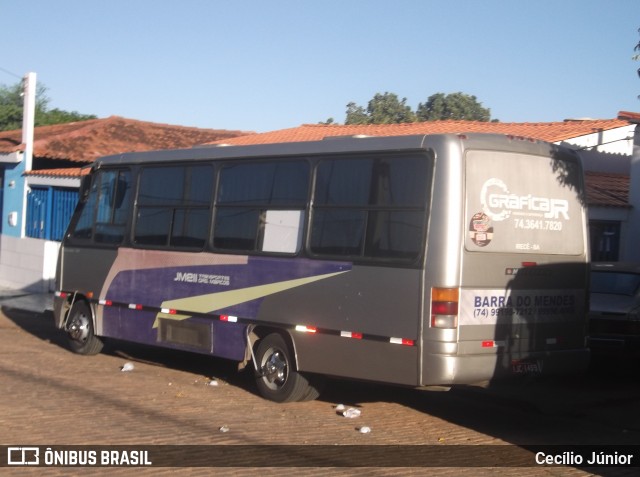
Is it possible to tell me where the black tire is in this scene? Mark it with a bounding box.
[254,333,322,402]
[65,300,103,355]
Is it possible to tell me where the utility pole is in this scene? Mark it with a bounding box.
[22,72,36,172]
[20,72,36,238]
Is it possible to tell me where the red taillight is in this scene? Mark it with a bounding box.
[432,301,458,315]
[431,288,459,329]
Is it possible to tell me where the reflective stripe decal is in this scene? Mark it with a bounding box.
[340,331,363,340]
[61,293,418,348]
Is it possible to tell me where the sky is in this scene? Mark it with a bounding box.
[2,0,639,133]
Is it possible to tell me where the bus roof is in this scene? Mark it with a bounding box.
[93,133,570,168]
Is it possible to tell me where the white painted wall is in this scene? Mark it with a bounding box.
[559,125,634,174]
[561,125,635,155]
[0,235,59,292]
[579,150,629,174]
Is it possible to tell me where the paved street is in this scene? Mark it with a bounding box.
[0,293,639,476]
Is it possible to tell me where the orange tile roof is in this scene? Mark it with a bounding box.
[209,118,631,146]
[16,115,634,209]
[618,111,640,123]
[0,116,254,163]
[205,117,633,209]
[584,171,630,208]
[25,167,89,178]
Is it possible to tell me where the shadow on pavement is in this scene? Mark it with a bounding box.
[0,305,245,384]
[3,303,640,463]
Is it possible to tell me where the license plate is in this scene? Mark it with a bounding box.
[511,359,543,374]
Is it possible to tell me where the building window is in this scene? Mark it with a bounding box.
[590,221,620,261]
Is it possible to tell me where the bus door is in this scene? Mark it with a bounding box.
[57,169,133,335]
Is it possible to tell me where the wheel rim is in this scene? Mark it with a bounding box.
[261,347,289,391]
[67,310,91,343]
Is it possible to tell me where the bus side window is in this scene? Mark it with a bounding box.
[70,169,132,244]
[213,161,309,253]
[95,170,132,244]
[134,164,213,249]
[71,175,100,240]
[310,156,430,261]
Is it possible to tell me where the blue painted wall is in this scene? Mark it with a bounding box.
[2,156,26,238]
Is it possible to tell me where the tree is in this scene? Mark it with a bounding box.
[416,92,491,122]
[36,107,97,127]
[0,82,46,131]
[343,91,493,125]
[344,102,369,125]
[345,92,416,125]
[0,80,95,131]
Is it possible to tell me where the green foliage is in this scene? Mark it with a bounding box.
[0,102,22,132]
[416,92,491,122]
[345,102,370,125]
[36,108,97,127]
[345,91,492,125]
[346,92,416,125]
[0,80,96,131]
[0,83,31,131]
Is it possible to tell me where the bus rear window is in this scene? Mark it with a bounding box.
[464,150,585,255]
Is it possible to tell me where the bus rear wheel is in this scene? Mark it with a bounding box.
[254,333,322,402]
[65,300,103,355]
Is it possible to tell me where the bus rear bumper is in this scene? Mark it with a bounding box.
[422,349,591,386]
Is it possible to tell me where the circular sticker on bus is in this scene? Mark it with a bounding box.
[469,212,493,247]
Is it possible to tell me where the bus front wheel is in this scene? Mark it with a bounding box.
[254,333,321,402]
[65,300,104,355]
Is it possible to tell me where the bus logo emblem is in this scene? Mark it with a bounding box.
[480,178,569,221]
